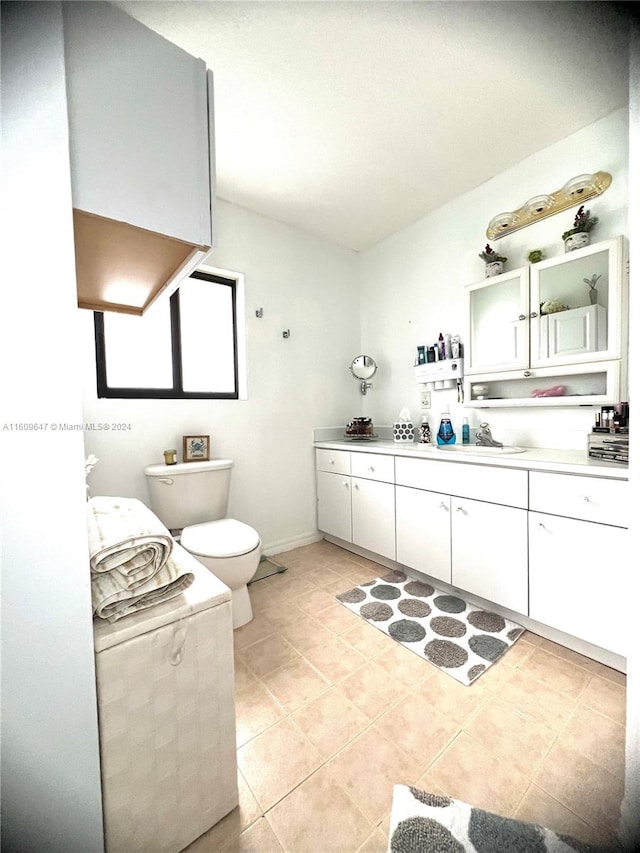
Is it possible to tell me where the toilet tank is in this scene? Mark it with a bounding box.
[144,459,233,529]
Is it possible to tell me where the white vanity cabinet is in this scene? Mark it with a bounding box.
[62,2,216,314]
[396,486,451,584]
[528,472,628,655]
[315,449,396,560]
[464,237,626,407]
[316,450,352,542]
[395,457,528,612]
[451,498,528,614]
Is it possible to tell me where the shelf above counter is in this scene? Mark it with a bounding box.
[464,360,621,408]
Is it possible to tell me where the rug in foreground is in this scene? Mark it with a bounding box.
[336,570,524,686]
[388,785,621,852]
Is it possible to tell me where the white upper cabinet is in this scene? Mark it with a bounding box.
[529,237,624,367]
[467,237,625,375]
[466,268,530,373]
[63,2,216,315]
[464,237,627,406]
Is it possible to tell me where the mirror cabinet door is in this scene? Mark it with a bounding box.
[531,240,620,366]
[466,269,529,374]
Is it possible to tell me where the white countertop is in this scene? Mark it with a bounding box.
[314,439,628,479]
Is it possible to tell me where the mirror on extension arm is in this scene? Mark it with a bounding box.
[350,355,377,395]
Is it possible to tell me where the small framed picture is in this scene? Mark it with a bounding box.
[183,435,210,462]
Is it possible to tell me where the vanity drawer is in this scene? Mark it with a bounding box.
[316,448,351,475]
[350,452,395,483]
[529,472,628,527]
[395,457,527,508]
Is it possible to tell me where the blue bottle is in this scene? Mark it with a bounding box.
[437,411,456,445]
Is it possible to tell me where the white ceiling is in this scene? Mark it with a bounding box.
[116,1,630,252]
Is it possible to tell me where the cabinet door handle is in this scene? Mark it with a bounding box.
[439,501,448,511]
[538,522,547,530]
[353,483,359,490]
[455,505,465,513]
[368,466,375,472]
[329,459,335,465]
[518,314,526,321]
[582,495,591,503]
[342,480,349,487]
[529,311,538,319]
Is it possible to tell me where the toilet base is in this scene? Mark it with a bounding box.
[231,584,253,629]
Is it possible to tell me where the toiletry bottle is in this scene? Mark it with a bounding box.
[419,416,432,444]
[436,410,456,445]
[462,417,470,445]
[444,333,452,359]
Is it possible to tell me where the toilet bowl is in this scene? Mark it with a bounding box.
[180,519,261,629]
[143,458,262,628]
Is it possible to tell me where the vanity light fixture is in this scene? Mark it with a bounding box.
[486,171,611,240]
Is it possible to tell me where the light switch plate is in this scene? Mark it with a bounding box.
[420,391,431,409]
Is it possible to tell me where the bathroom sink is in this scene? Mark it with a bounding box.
[436,445,526,455]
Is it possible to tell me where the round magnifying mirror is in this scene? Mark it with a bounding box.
[349,355,377,381]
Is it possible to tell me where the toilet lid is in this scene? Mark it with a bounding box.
[181,519,261,559]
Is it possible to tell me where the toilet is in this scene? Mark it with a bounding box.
[144,459,261,628]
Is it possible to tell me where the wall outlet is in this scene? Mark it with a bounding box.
[420,390,431,409]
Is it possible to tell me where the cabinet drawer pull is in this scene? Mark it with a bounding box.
[368,466,375,472]
[538,522,547,530]
[523,370,531,377]
[582,495,591,503]
[329,458,335,465]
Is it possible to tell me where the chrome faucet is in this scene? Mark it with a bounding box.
[476,422,503,448]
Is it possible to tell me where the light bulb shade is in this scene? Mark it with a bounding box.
[522,194,554,216]
[486,212,520,234]
[560,174,599,199]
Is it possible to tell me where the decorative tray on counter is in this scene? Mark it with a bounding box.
[343,434,379,441]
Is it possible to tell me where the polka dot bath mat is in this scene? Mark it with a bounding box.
[388,785,621,852]
[336,571,524,686]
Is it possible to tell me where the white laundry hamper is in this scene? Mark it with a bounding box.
[93,547,238,853]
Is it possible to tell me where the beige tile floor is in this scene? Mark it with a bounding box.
[185,541,627,853]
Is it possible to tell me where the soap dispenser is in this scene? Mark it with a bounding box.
[437,408,456,446]
[419,416,432,444]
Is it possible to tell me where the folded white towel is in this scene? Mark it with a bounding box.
[91,544,195,623]
[87,496,173,590]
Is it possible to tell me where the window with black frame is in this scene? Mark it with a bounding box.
[94,269,240,399]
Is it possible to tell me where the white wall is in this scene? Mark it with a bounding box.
[0,4,104,850]
[358,108,629,449]
[80,201,360,553]
[620,24,640,850]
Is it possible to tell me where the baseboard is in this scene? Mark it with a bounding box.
[261,530,323,557]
